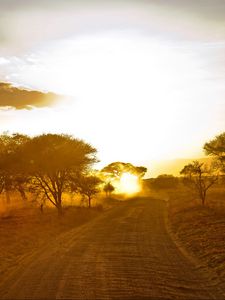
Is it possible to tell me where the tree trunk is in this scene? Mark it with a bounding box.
[88,196,91,208]
[18,186,27,203]
[40,203,44,214]
[57,200,63,216]
[201,192,206,205]
[53,191,63,216]
[5,190,10,205]
[57,205,63,216]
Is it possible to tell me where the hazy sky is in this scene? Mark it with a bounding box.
[0,0,225,174]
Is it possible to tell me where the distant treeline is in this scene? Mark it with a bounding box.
[145,132,225,206]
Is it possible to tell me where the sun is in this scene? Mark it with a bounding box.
[117,172,141,195]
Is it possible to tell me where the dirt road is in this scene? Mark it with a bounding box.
[0,198,224,299]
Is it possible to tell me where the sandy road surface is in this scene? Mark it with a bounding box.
[0,198,224,299]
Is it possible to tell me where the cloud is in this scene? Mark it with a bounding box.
[0,82,59,109]
[0,0,225,57]
[0,58,10,65]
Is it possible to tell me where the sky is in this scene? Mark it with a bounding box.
[0,0,225,176]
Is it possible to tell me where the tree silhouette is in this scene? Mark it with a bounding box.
[103,182,115,198]
[204,132,225,172]
[74,175,102,208]
[101,162,147,180]
[180,161,218,205]
[0,133,30,204]
[21,134,97,215]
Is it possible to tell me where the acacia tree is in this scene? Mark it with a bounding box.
[101,162,147,195]
[180,161,218,205]
[103,182,115,198]
[101,162,147,180]
[21,134,97,215]
[74,175,102,208]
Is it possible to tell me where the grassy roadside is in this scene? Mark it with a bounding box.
[0,205,103,278]
[167,186,225,284]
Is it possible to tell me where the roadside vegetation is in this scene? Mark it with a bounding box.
[0,132,147,277]
[1,130,225,283]
[144,132,225,281]
[145,177,225,279]
[168,185,225,280]
[0,132,146,213]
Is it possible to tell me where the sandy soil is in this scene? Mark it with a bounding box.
[0,197,224,299]
[168,190,225,282]
[0,206,102,279]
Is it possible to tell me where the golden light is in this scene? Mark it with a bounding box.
[2,32,211,166]
[116,172,141,195]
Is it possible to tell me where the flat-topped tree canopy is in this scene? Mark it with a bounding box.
[19,133,98,214]
[101,161,147,195]
[101,162,147,179]
[22,134,97,172]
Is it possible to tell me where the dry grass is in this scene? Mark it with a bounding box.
[0,204,103,277]
[167,185,225,281]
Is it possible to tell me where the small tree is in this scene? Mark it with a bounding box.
[75,175,102,208]
[103,182,115,198]
[180,161,218,205]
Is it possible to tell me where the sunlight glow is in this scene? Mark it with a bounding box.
[4,32,209,165]
[1,30,222,174]
[115,172,141,195]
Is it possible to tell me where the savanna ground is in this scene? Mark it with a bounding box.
[0,194,108,279]
[0,196,224,299]
[149,183,225,284]
[0,185,225,298]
